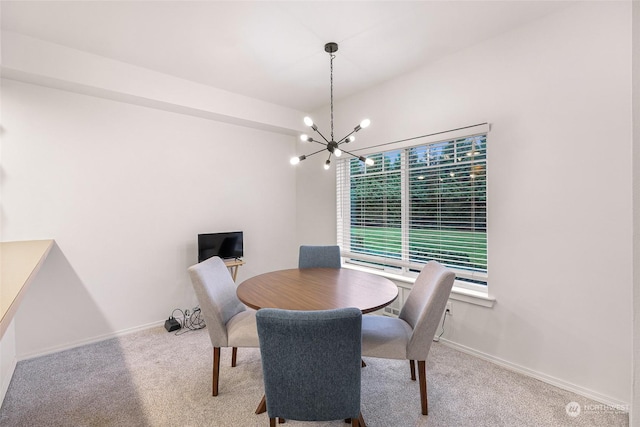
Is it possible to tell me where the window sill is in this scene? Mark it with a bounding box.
[342,263,495,308]
[449,282,495,308]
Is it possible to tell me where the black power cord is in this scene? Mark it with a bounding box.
[169,307,206,335]
[432,309,450,342]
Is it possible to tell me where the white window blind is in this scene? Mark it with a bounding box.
[337,132,487,284]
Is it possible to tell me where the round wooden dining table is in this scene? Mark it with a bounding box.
[236,267,398,314]
[237,267,398,416]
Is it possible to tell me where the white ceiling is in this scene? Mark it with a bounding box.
[1,1,571,112]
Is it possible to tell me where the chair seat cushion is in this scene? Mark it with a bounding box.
[361,315,412,360]
[227,308,259,347]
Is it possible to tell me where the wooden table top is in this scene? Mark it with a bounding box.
[1,240,54,339]
[236,268,398,314]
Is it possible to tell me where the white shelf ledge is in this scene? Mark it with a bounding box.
[0,240,54,339]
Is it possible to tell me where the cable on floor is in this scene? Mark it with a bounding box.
[171,307,206,335]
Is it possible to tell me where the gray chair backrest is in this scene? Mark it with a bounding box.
[399,261,456,360]
[298,245,341,269]
[188,256,246,347]
[256,307,362,422]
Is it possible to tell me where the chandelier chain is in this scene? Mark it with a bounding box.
[330,53,334,142]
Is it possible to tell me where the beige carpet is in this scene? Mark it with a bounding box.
[0,325,629,426]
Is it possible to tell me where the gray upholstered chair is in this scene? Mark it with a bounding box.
[298,245,341,269]
[187,256,259,396]
[256,307,365,427]
[361,261,455,415]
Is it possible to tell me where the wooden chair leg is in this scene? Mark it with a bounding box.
[269,418,276,427]
[418,360,428,415]
[409,360,416,381]
[231,347,238,367]
[345,419,351,423]
[255,395,267,414]
[361,359,366,367]
[354,411,366,427]
[212,347,220,396]
[278,418,285,423]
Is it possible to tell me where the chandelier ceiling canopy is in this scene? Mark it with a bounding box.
[290,42,374,170]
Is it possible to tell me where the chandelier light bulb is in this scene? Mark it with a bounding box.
[290,155,307,165]
[365,157,375,166]
[300,134,310,142]
[324,160,331,170]
[360,119,371,129]
[304,117,314,127]
[334,148,342,157]
[347,136,355,143]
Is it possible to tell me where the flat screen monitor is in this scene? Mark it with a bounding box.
[198,231,243,262]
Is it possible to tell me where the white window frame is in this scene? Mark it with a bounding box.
[336,123,491,298]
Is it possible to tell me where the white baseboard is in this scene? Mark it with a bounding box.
[439,338,630,411]
[17,319,165,361]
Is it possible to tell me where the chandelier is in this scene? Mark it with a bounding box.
[290,42,374,170]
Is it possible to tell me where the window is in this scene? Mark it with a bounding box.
[337,133,487,287]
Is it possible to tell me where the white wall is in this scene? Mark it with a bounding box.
[0,5,13,402]
[1,6,3,242]
[295,145,338,247]
[1,79,299,357]
[632,1,640,423]
[297,2,633,405]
